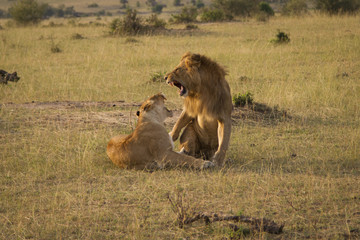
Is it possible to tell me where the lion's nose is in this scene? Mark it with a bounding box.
[164,76,168,81]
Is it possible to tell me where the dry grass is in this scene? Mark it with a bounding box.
[1,14,360,239]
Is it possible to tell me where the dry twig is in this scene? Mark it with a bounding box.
[168,194,284,234]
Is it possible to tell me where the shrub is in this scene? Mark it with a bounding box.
[88,3,99,8]
[196,0,205,8]
[315,0,360,14]
[259,1,274,16]
[152,3,164,14]
[200,8,225,22]
[150,71,166,82]
[233,92,253,107]
[110,9,142,35]
[282,0,308,16]
[145,14,166,28]
[271,30,290,44]
[120,0,128,9]
[173,0,183,7]
[9,0,46,25]
[110,10,166,36]
[50,40,61,53]
[212,0,260,18]
[171,6,198,23]
[71,33,84,40]
[185,23,198,29]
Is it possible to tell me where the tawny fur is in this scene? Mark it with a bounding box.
[165,52,233,166]
[106,93,214,170]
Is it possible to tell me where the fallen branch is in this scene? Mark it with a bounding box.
[168,194,284,234]
[184,212,284,234]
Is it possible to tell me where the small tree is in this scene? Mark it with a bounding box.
[174,0,182,7]
[282,0,308,15]
[152,3,164,13]
[120,0,128,9]
[110,9,142,35]
[259,1,274,16]
[9,0,46,25]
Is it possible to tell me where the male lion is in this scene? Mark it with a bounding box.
[106,93,214,170]
[165,52,232,166]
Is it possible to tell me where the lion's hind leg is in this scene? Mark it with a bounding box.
[179,122,201,158]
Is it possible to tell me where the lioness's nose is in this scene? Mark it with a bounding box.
[164,75,168,81]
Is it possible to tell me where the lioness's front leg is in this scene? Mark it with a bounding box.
[212,118,232,166]
[160,150,214,169]
[170,110,193,141]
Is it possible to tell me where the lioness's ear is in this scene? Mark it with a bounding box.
[185,53,201,69]
[142,101,154,112]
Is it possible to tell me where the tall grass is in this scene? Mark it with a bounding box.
[1,15,360,239]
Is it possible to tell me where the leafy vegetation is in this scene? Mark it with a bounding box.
[0,5,360,239]
[282,0,308,16]
[259,1,274,16]
[271,30,291,44]
[110,10,166,36]
[316,0,360,14]
[233,91,254,107]
[8,0,45,25]
[170,6,198,23]
[200,8,225,22]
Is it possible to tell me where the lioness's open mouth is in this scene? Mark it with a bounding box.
[168,80,187,97]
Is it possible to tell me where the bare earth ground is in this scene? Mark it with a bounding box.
[0,100,288,130]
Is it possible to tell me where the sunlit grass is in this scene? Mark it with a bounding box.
[0,14,360,239]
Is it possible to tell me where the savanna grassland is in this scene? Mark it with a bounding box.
[1,12,360,240]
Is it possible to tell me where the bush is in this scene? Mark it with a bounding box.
[150,71,166,82]
[152,3,164,14]
[9,0,46,25]
[110,9,142,35]
[282,0,308,16]
[88,3,99,8]
[233,92,253,107]
[171,6,198,23]
[145,14,166,28]
[259,1,274,16]
[110,10,166,36]
[316,0,360,14]
[200,8,226,22]
[173,0,183,7]
[212,0,260,18]
[271,30,290,44]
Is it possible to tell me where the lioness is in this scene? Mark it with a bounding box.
[106,93,214,170]
[165,52,232,166]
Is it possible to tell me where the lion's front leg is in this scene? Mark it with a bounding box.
[170,110,193,141]
[212,118,232,166]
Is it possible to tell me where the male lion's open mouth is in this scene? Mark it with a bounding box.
[168,80,188,97]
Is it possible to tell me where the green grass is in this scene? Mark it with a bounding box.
[1,15,360,239]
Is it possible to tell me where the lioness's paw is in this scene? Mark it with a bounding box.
[202,160,215,169]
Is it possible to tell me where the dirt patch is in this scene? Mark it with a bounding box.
[0,100,289,130]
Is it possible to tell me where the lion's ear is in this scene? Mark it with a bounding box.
[185,53,201,69]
